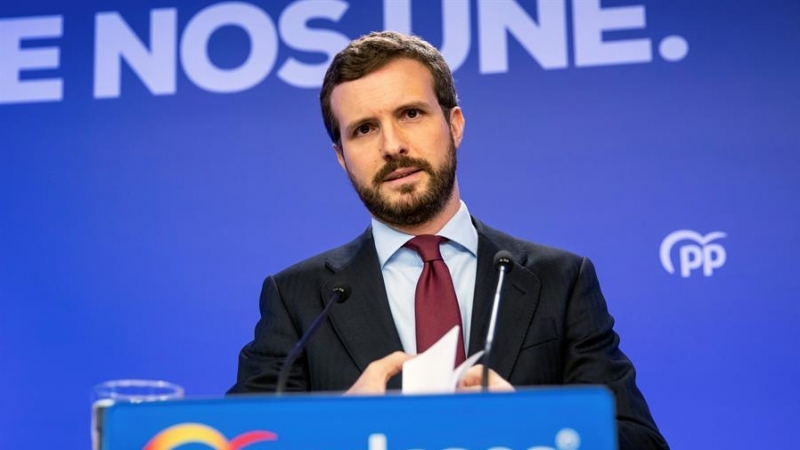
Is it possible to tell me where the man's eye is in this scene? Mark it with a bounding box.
[355,124,371,135]
[406,109,419,119]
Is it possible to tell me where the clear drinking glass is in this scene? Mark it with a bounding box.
[91,379,184,450]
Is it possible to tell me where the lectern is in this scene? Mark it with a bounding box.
[102,387,616,450]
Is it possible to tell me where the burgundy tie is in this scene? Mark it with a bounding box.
[404,235,466,366]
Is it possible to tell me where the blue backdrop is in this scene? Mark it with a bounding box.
[2,1,798,449]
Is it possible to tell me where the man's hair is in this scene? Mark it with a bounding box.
[320,31,459,144]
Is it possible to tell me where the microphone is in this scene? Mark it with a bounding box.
[276,285,351,395]
[482,250,514,390]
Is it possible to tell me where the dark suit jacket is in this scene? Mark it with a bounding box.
[230,219,668,449]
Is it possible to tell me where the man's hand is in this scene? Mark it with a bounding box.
[457,364,515,392]
[345,351,413,395]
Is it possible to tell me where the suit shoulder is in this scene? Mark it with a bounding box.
[271,229,372,282]
[476,220,586,272]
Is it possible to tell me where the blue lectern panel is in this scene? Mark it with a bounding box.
[104,388,615,450]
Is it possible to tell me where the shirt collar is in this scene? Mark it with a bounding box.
[372,200,478,268]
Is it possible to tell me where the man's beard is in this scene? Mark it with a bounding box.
[346,141,457,228]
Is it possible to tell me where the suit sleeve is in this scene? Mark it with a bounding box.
[228,275,309,394]
[563,257,670,450]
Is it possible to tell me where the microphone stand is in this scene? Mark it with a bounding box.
[482,251,514,391]
[276,285,350,395]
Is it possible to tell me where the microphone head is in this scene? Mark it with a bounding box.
[332,285,351,303]
[493,250,514,273]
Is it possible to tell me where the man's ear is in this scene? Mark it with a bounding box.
[449,106,465,148]
[333,142,346,170]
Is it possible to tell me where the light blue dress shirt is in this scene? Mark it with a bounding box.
[371,201,479,354]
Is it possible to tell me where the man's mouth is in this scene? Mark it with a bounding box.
[383,167,422,182]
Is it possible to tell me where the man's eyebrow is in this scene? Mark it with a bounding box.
[394,101,432,113]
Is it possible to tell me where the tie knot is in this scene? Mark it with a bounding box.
[404,235,448,262]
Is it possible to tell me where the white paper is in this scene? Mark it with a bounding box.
[451,350,485,391]
[402,326,484,394]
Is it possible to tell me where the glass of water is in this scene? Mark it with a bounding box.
[92,379,184,450]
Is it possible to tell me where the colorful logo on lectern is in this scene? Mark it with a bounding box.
[143,423,277,450]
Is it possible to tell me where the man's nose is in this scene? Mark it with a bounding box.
[380,122,407,158]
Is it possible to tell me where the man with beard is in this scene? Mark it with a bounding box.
[230,31,668,449]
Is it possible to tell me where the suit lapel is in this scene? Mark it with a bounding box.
[324,229,404,386]
[468,232,498,356]
[469,221,542,380]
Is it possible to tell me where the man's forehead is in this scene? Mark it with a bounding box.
[330,58,437,120]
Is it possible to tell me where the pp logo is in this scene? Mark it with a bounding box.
[660,230,727,277]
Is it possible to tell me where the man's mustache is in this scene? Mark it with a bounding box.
[372,157,434,186]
